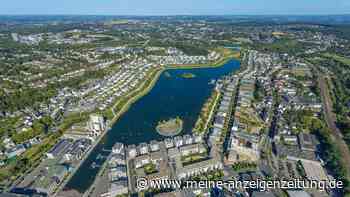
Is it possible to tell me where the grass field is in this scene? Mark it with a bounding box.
[323,53,350,66]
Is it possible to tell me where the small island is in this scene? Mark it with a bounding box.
[156,117,183,136]
[180,72,196,79]
[164,71,171,78]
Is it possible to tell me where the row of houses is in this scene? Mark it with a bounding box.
[74,58,157,111]
[269,62,332,196]
[126,134,204,159]
[228,76,261,162]
[227,50,275,163]
[122,133,225,193]
[106,143,129,197]
[148,49,220,66]
[10,58,157,143]
[208,78,238,147]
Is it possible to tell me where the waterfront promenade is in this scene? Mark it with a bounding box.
[63,57,241,194]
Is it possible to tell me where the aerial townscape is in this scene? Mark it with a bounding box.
[1,5,350,197]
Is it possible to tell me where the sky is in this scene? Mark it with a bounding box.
[1,0,350,15]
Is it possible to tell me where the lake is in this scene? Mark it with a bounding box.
[65,59,240,192]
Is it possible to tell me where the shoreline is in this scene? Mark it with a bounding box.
[108,55,239,127]
[60,56,241,195]
[55,68,164,196]
[156,118,183,137]
[165,54,238,70]
[110,67,164,124]
[192,55,247,136]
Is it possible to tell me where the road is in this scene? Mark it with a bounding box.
[318,75,350,178]
[55,68,163,196]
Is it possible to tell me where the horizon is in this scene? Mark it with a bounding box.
[1,14,350,16]
[1,0,350,16]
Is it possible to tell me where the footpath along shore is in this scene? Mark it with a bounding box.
[83,53,246,197]
[58,52,241,196]
[55,68,163,196]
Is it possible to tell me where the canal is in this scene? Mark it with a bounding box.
[64,59,240,192]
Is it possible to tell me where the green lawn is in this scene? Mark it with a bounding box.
[144,163,157,174]
[323,53,350,66]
